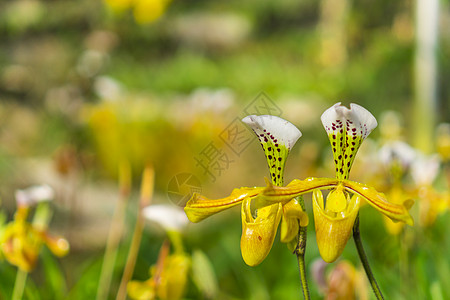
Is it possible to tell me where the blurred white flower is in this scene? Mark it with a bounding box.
[410,153,441,186]
[94,76,123,101]
[379,141,416,171]
[15,184,54,207]
[143,204,189,232]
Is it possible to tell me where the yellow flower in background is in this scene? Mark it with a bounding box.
[378,141,417,235]
[128,241,190,300]
[0,207,69,272]
[436,123,450,162]
[103,0,171,24]
[0,185,69,272]
[133,0,171,24]
[129,204,191,300]
[103,0,134,13]
[411,153,448,227]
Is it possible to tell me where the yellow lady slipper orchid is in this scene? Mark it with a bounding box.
[186,115,308,266]
[313,103,411,262]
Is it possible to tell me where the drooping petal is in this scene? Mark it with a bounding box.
[280,198,309,244]
[313,190,360,263]
[242,115,302,185]
[184,187,264,223]
[342,180,414,225]
[321,103,377,179]
[240,198,282,266]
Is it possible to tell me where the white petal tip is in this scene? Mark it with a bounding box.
[242,115,302,149]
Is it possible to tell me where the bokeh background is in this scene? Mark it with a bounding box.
[0,0,449,299]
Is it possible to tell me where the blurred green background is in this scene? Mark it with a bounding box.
[0,0,449,299]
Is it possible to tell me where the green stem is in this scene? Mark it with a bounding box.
[96,195,128,300]
[295,196,310,300]
[353,214,384,300]
[116,166,154,300]
[11,269,27,300]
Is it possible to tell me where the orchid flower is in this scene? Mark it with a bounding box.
[186,115,307,266]
[185,104,413,266]
[0,186,69,272]
[127,240,190,300]
[410,153,449,227]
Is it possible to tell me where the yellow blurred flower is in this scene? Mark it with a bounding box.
[411,153,448,227]
[128,242,190,300]
[103,0,134,13]
[0,207,69,272]
[103,0,171,24]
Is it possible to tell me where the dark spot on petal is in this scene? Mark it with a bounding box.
[258,236,262,241]
[268,155,272,160]
[278,157,282,161]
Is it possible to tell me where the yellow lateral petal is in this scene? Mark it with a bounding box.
[343,180,414,226]
[184,187,264,223]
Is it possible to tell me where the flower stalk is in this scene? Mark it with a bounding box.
[352,215,384,300]
[294,196,310,300]
[96,161,131,300]
[11,268,27,300]
[116,166,154,300]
